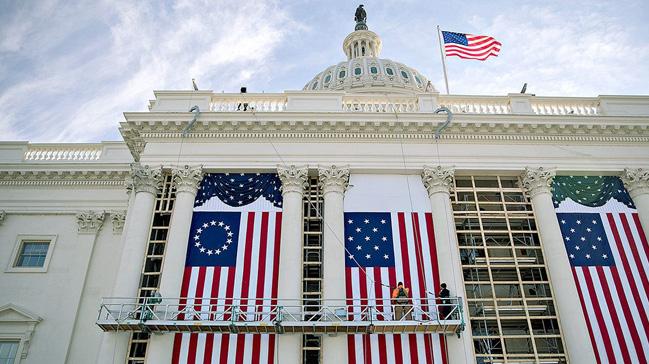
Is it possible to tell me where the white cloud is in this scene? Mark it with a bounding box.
[0,0,297,142]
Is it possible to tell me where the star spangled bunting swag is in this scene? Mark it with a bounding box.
[553,176,649,364]
[172,173,282,364]
[344,174,447,364]
[442,30,501,61]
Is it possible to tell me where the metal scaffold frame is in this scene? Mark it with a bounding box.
[97,297,465,335]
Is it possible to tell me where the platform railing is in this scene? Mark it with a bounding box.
[96,296,465,335]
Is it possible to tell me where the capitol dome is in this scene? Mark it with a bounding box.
[303,21,436,94]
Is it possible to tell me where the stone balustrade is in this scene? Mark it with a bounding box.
[210,93,287,112]
[141,90,649,116]
[531,97,600,116]
[342,94,418,112]
[24,144,104,161]
[438,95,512,114]
[0,142,133,164]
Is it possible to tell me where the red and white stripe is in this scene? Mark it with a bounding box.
[444,34,501,61]
[172,211,282,364]
[572,212,649,364]
[346,212,447,364]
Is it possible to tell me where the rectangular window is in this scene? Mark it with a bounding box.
[6,235,57,273]
[15,242,50,268]
[0,341,19,364]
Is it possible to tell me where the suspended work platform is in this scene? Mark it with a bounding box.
[96,297,465,335]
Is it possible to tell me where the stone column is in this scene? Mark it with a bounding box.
[276,165,308,364]
[521,167,597,363]
[147,165,203,364]
[97,163,162,364]
[622,168,649,235]
[422,166,474,364]
[319,165,349,364]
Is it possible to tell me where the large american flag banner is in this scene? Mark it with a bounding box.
[172,173,283,364]
[441,30,501,61]
[345,175,447,364]
[554,176,649,364]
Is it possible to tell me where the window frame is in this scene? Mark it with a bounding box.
[5,234,57,273]
[0,338,21,364]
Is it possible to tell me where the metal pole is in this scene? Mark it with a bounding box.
[437,25,450,95]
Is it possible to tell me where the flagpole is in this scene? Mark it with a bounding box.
[436,25,450,95]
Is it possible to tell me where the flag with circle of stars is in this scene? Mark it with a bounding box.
[552,176,634,208]
[194,173,282,208]
[185,211,241,266]
[344,212,395,267]
[557,213,614,267]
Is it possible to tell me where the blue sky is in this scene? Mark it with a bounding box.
[1,0,648,142]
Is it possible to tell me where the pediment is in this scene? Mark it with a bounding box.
[0,304,41,323]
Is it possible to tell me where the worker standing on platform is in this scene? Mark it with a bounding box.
[438,283,450,320]
[392,282,411,320]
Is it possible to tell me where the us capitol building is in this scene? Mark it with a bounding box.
[1,9,648,364]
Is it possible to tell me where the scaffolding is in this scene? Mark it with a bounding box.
[453,176,567,364]
[96,297,465,335]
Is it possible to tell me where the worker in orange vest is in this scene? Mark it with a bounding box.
[391,282,412,320]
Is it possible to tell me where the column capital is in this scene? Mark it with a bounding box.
[277,165,308,195]
[621,168,649,199]
[521,167,556,198]
[318,165,350,194]
[422,165,455,196]
[76,210,105,234]
[124,174,134,196]
[172,165,203,195]
[130,163,163,195]
[110,210,127,234]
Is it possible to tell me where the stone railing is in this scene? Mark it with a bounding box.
[531,97,600,115]
[24,144,104,161]
[210,93,287,112]
[438,95,512,114]
[146,91,649,116]
[0,142,133,164]
[342,95,419,112]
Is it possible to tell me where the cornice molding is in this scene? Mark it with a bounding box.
[0,170,129,186]
[0,210,5,225]
[318,165,350,194]
[422,165,455,196]
[521,167,556,199]
[76,210,105,234]
[277,165,308,195]
[119,113,649,157]
[172,165,203,195]
[621,168,649,199]
[130,163,163,195]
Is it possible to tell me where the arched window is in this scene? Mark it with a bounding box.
[339,70,347,78]
[385,67,394,76]
[324,74,332,84]
[400,70,409,79]
[354,67,362,76]
[370,66,378,74]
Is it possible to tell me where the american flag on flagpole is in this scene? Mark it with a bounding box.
[172,173,283,364]
[441,31,501,61]
[554,176,649,364]
[344,175,447,364]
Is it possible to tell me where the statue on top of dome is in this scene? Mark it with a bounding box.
[354,5,368,30]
